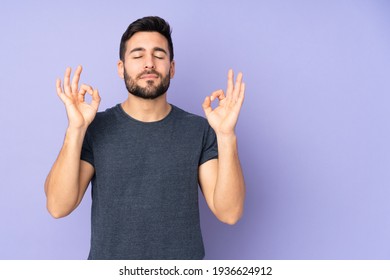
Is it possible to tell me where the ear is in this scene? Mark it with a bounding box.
[169,60,175,79]
[117,60,124,79]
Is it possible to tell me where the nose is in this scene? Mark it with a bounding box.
[144,55,155,69]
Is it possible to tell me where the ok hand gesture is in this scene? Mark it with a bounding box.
[56,66,101,129]
[202,69,245,136]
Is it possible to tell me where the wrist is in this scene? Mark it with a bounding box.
[216,132,237,144]
[65,126,88,142]
[67,123,88,133]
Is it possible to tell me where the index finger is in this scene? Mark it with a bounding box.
[71,65,83,93]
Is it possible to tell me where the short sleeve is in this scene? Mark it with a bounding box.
[199,124,218,165]
[81,129,95,167]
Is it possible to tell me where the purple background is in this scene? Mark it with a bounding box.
[1,0,390,259]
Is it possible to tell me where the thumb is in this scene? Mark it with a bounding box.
[202,96,212,116]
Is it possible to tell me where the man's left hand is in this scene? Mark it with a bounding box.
[202,69,245,136]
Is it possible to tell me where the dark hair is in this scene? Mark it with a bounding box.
[119,16,174,62]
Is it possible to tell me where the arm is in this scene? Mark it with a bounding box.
[45,66,101,218]
[199,69,246,225]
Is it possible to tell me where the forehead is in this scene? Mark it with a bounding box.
[126,31,169,52]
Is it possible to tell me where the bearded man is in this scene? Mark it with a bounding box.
[45,16,245,260]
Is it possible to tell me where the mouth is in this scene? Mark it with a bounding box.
[140,74,159,79]
[138,71,160,80]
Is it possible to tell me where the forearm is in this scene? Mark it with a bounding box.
[45,127,86,218]
[213,133,245,224]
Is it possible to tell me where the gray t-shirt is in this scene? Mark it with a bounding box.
[81,104,218,259]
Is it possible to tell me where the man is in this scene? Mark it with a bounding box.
[45,16,245,260]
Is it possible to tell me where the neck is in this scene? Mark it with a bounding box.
[121,94,171,122]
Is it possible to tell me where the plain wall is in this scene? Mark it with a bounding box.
[0,0,390,259]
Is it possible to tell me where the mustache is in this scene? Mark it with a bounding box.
[136,70,161,79]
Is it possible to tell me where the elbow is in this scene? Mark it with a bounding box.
[221,214,242,225]
[48,209,69,219]
[216,208,243,225]
[46,199,74,219]
[47,204,70,219]
[49,212,63,219]
[45,183,76,219]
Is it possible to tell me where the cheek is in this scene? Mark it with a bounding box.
[124,63,141,76]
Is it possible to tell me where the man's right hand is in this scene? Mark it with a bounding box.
[56,65,101,129]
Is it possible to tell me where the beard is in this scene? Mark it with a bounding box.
[124,68,170,100]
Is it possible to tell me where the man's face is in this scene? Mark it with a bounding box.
[118,31,175,100]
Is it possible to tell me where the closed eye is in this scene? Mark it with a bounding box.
[153,49,167,59]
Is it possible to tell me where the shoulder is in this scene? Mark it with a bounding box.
[88,104,121,132]
[95,104,120,120]
[170,105,216,144]
[171,105,209,128]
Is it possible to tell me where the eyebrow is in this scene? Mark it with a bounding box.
[129,47,168,55]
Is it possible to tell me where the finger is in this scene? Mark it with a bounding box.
[210,89,225,102]
[226,69,234,98]
[56,78,63,96]
[202,96,212,116]
[78,84,94,103]
[63,67,72,95]
[236,82,245,109]
[71,65,83,93]
[91,88,101,110]
[56,78,68,103]
[233,72,243,102]
[79,84,94,95]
